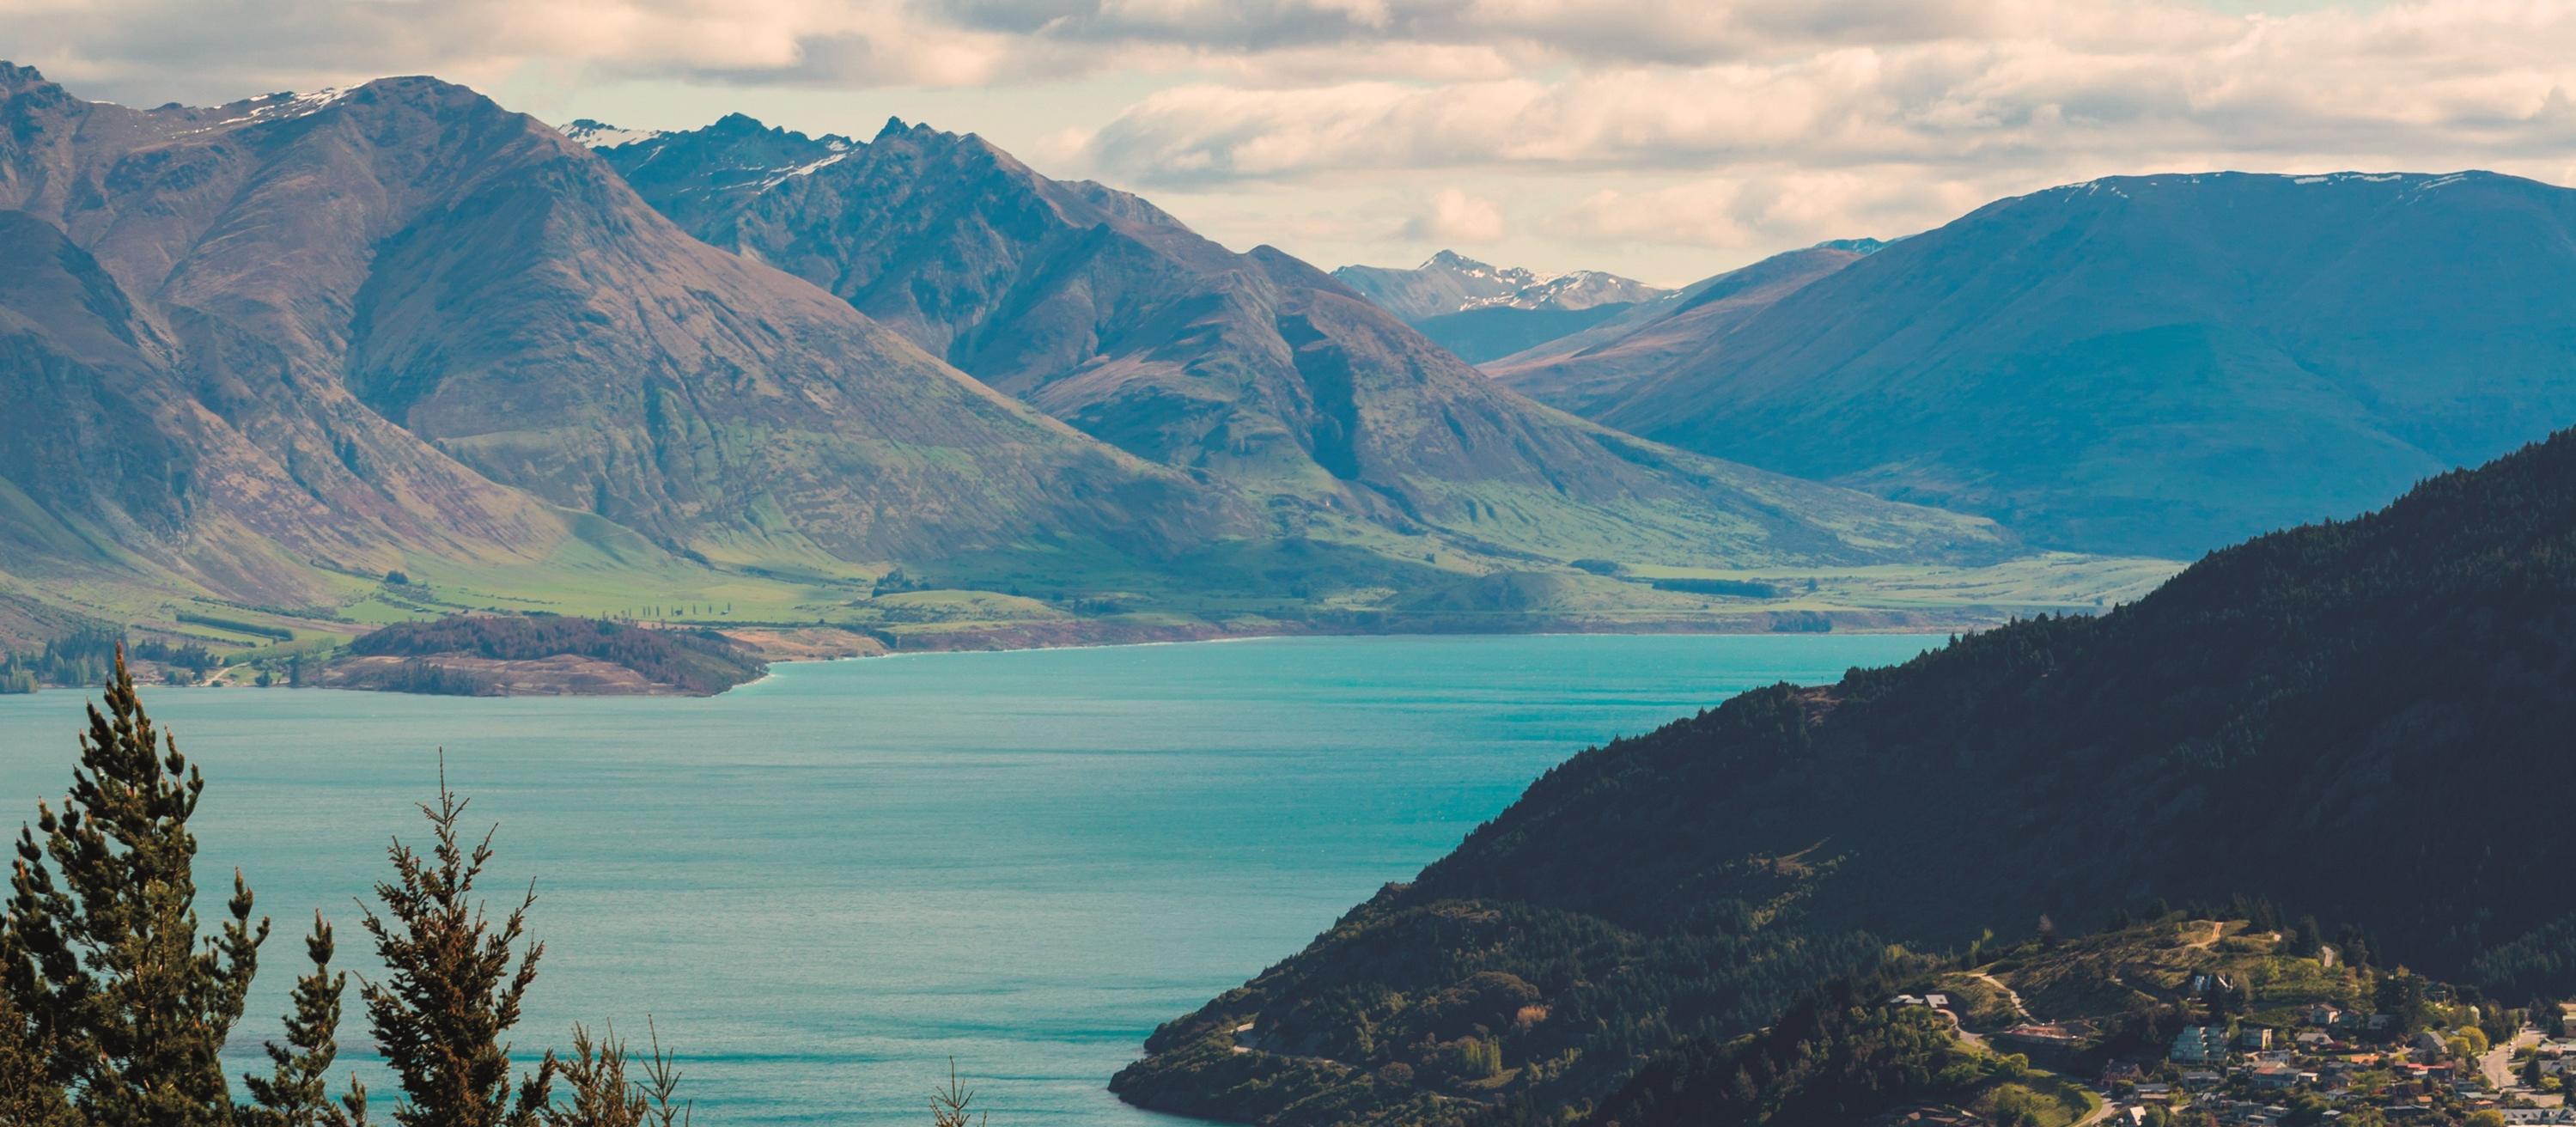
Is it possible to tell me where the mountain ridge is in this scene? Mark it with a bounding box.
[1112,421,2576,1124]
[577,113,2022,571]
[0,65,1264,635]
[1533,168,2576,557]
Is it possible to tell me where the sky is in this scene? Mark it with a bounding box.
[9,0,2576,285]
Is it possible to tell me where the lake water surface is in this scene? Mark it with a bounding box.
[0,633,1936,1124]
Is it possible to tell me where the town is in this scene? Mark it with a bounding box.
[1880,917,2576,1127]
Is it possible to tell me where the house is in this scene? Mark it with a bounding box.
[2175,1026,2229,1063]
[2238,1027,2275,1051]
[2413,1031,2450,1055]
[2001,1023,2082,1048]
[2104,1062,2145,1085]
[2295,1031,2334,1050]
[1924,993,1950,1009]
[2181,1069,2226,1089]
[1891,994,1925,1007]
[2250,1064,2309,1091]
[2307,1004,2343,1026]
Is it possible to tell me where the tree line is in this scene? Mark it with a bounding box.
[1,651,971,1126]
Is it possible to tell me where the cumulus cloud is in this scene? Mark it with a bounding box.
[1071,3,2576,186]
[1402,188,1507,242]
[12,0,2576,267]
[1551,172,1997,250]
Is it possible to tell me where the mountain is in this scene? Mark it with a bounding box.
[1331,251,1673,362]
[1550,172,2576,557]
[1486,242,1875,417]
[0,64,1257,637]
[1331,250,1668,321]
[1111,424,2576,1125]
[575,115,2013,570]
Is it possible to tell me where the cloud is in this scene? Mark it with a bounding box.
[1402,188,1507,243]
[1550,173,1996,249]
[13,0,2576,273]
[1023,0,2576,251]
[1069,3,2576,187]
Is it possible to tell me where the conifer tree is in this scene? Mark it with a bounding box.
[0,647,268,1127]
[0,986,75,1126]
[930,1060,985,1127]
[545,1024,646,1127]
[245,912,361,1127]
[356,762,555,1127]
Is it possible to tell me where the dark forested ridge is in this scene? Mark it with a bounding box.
[1115,427,2576,1124]
[336,614,767,696]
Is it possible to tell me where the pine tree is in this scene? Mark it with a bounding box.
[246,912,362,1127]
[356,761,555,1127]
[0,986,75,1126]
[930,1060,985,1127]
[0,647,269,1127]
[544,1024,644,1127]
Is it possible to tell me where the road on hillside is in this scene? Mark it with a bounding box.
[2486,1027,2543,1091]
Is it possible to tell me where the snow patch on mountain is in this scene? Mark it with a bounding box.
[180,88,352,135]
[559,119,667,149]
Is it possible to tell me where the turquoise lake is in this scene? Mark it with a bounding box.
[0,632,1937,1124]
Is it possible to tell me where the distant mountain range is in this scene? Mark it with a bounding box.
[1331,251,1672,362]
[1331,250,1667,320]
[0,67,2045,652]
[1498,174,2576,557]
[16,62,2573,655]
[1488,241,1879,417]
[571,114,2004,572]
[1115,421,2576,1125]
[0,68,1252,615]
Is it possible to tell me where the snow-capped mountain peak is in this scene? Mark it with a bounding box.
[558,119,666,149]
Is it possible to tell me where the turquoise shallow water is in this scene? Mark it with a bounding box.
[0,632,1935,1124]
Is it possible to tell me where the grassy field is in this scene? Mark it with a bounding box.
[0,490,2184,681]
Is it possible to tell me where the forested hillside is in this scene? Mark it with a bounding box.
[1117,426,2576,1124]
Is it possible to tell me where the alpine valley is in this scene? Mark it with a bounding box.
[11,40,2576,1127]
[0,65,2165,673]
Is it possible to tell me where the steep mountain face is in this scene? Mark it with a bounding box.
[1331,250,1667,321]
[1113,426,2576,1124]
[0,70,572,606]
[1331,251,1673,362]
[1487,242,1873,417]
[582,118,2003,568]
[1574,173,2576,557]
[0,65,1248,611]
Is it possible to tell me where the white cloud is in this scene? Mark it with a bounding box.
[11,0,2576,278]
[1070,3,2576,186]
[1402,188,1507,242]
[1551,172,1996,249]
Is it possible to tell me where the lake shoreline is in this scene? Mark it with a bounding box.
[22,612,1974,700]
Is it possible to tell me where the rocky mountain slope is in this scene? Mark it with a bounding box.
[1331,250,1667,320]
[1332,251,1672,362]
[1545,173,2576,557]
[1114,423,2576,1124]
[1486,242,1875,417]
[578,115,2012,570]
[0,68,1245,576]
